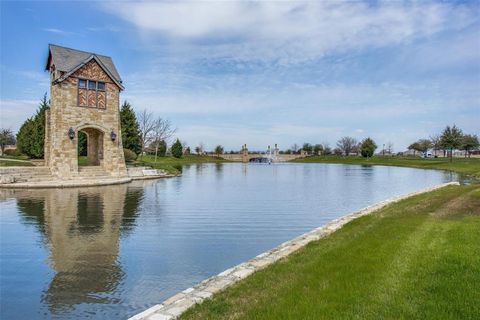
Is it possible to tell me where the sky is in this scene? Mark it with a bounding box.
[0,0,479,152]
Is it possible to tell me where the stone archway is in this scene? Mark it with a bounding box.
[78,127,104,166]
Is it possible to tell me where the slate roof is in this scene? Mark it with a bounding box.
[46,44,123,89]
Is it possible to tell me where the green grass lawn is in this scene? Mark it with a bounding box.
[0,154,29,161]
[77,156,89,166]
[135,154,229,175]
[0,159,35,167]
[181,184,480,319]
[294,155,480,178]
[77,155,227,173]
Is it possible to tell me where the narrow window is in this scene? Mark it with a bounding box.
[88,80,96,90]
[97,82,105,91]
[78,79,88,107]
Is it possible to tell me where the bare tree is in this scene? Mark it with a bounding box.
[430,134,441,157]
[195,142,205,155]
[322,142,331,155]
[151,117,176,162]
[0,128,15,155]
[336,137,357,156]
[291,143,299,154]
[386,141,394,155]
[182,140,188,151]
[137,109,156,158]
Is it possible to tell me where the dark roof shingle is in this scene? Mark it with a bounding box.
[47,44,122,85]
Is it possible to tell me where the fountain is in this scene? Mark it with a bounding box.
[249,144,279,164]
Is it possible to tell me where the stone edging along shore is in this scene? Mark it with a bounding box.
[129,181,460,320]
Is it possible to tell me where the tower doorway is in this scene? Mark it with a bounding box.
[77,127,104,166]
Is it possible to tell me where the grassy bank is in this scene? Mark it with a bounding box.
[293,156,480,178]
[181,184,480,319]
[135,154,228,175]
[0,154,227,172]
[0,156,34,167]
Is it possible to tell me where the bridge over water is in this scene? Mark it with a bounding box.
[218,145,306,162]
[219,153,305,162]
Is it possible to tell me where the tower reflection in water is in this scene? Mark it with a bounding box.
[12,181,145,314]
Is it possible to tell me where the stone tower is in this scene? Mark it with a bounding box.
[44,44,127,178]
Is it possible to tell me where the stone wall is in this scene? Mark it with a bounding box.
[45,60,126,178]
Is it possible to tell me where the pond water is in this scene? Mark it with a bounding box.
[0,163,456,319]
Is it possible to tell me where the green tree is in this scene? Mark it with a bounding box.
[0,128,16,155]
[408,142,421,156]
[417,139,432,154]
[409,139,432,157]
[156,140,167,157]
[461,134,479,158]
[430,134,441,157]
[313,144,323,155]
[323,144,332,155]
[78,131,87,156]
[120,101,142,155]
[360,137,377,158]
[214,145,224,156]
[302,143,313,155]
[16,94,49,159]
[171,139,183,158]
[440,125,463,162]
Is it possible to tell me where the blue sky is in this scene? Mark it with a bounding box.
[1,1,479,152]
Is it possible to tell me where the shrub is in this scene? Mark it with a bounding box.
[214,145,224,156]
[3,148,22,156]
[123,148,137,162]
[171,139,183,158]
[360,138,377,158]
[157,140,167,157]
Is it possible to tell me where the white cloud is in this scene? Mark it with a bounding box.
[16,70,49,86]
[0,99,39,131]
[119,77,479,151]
[43,28,77,36]
[104,1,477,63]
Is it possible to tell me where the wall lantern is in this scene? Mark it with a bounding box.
[110,130,117,142]
[68,127,75,140]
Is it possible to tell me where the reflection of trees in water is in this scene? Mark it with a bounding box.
[11,183,144,314]
[17,197,46,235]
[214,163,223,175]
[121,186,145,235]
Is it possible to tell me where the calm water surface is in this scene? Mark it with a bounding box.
[0,163,456,319]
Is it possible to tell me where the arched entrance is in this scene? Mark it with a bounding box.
[77,127,104,166]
